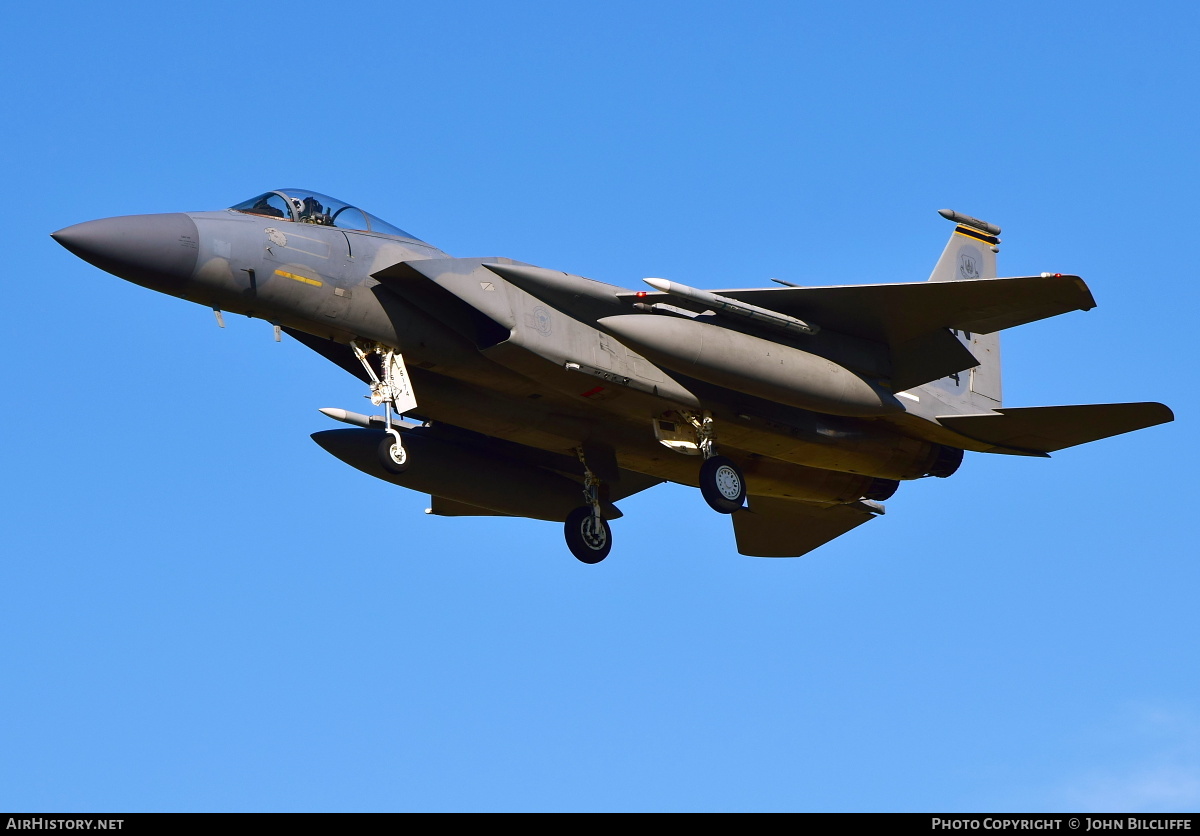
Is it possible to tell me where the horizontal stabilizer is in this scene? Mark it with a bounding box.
[621,274,1096,345]
[732,496,878,558]
[937,402,1174,454]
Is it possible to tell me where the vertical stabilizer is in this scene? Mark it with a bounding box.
[923,210,1003,410]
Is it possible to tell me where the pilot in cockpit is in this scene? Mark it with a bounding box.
[295,196,332,225]
[230,190,419,240]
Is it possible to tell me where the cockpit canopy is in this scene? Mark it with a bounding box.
[231,189,419,240]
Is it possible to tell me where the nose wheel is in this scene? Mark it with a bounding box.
[378,431,410,474]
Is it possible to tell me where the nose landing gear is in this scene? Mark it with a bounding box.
[351,339,418,475]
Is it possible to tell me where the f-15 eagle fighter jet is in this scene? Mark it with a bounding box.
[53,191,1173,563]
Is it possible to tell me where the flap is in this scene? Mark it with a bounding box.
[621,274,1096,345]
[732,496,878,558]
[937,402,1174,454]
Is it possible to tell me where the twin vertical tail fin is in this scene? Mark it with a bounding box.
[928,209,1001,283]
[921,210,1173,451]
[924,209,1004,410]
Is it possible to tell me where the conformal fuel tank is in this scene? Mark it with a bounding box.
[598,315,903,417]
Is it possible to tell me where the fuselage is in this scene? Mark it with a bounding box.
[52,189,967,509]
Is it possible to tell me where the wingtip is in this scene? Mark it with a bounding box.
[1146,402,1175,425]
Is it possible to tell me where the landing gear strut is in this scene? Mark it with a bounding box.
[686,411,747,514]
[351,339,417,475]
[564,447,612,564]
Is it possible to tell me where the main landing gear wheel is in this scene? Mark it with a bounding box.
[700,455,746,514]
[564,506,612,564]
[378,433,410,475]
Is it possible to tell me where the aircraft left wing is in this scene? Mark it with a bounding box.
[732,496,880,557]
[286,327,667,514]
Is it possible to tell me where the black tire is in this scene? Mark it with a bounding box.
[564,506,612,564]
[377,433,410,475]
[700,455,746,513]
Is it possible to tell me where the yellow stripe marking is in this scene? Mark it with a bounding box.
[274,269,323,287]
[954,226,998,241]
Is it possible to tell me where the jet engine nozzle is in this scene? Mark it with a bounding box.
[51,213,200,292]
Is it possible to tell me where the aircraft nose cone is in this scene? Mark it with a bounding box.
[52,213,200,289]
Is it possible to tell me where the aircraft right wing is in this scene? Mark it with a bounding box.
[937,402,1174,455]
[625,274,1096,345]
[622,274,1096,391]
[732,496,880,557]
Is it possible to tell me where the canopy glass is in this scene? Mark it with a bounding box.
[231,189,418,240]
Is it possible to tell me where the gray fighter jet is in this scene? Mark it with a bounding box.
[52,190,1173,562]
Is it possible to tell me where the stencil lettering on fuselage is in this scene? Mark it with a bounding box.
[261,225,349,317]
[265,229,330,260]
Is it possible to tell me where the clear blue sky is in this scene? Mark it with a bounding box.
[2,0,1196,812]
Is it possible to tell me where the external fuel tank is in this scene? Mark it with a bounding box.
[597,315,903,418]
